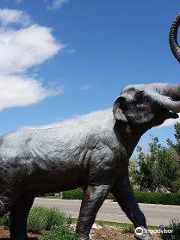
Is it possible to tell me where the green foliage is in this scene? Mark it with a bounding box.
[167,123,180,155]
[121,225,134,234]
[132,136,180,192]
[62,188,83,200]
[134,191,180,205]
[27,207,71,233]
[113,191,180,205]
[39,226,79,240]
[0,213,9,228]
[45,207,71,230]
[27,207,48,233]
[160,219,180,240]
[0,207,72,233]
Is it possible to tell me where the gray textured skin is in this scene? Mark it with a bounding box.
[0,83,180,240]
[1,12,180,240]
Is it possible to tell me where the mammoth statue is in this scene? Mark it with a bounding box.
[1,12,180,240]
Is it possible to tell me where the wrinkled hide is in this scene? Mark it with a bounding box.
[0,109,127,197]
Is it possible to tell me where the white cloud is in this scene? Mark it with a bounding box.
[0,9,64,111]
[80,83,91,91]
[0,75,63,110]
[0,9,31,27]
[47,0,69,10]
[0,25,63,74]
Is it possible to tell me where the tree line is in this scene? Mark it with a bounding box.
[130,123,180,193]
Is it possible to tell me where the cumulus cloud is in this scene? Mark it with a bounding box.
[0,9,31,27]
[0,8,64,111]
[0,75,63,110]
[47,0,69,10]
[0,25,63,74]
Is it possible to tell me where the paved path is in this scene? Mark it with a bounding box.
[34,198,180,226]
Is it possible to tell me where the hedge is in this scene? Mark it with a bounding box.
[134,191,180,205]
[62,188,180,205]
[62,188,83,200]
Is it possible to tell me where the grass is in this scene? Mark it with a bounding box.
[71,218,159,230]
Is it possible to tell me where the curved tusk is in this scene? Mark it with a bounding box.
[163,98,180,113]
[169,12,180,64]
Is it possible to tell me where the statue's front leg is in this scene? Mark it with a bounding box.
[111,175,153,240]
[76,184,111,240]
[10,192,35,240]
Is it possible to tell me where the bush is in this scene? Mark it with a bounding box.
[0,207,72,233]
[27,207,48,233]
[64,188,180,205]
[62,188,83,200]
[160,219,180,240]
[0,213,9,228]
[135,191,180,205]
[39,226,79,240]
[45,208,71,230]
[27,207,71,233]
[113,191,180,205]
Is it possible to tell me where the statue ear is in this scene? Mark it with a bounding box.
[113,96,128,122]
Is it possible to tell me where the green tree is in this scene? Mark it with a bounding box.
[132,137,180,192]
[166,123,180,191]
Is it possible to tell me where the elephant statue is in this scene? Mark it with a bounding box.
[0,11,180,240]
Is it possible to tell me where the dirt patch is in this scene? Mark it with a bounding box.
[0,226,161,240]
[92,226,161,240]
[0,226,46,240]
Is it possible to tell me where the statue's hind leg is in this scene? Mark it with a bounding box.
[10,192,35,240]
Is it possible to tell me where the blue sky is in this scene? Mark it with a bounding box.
[0,0,180,150]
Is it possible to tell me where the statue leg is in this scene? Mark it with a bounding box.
[111,175,153,240]
[76,184,111,240]
[10,192,35,240]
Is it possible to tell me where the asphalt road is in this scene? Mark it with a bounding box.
[34,198,180,226]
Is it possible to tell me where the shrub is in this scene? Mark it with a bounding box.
[0,214,9,228]
[160,219,180,240]
[62,188,83,200]
[0,207,71,233]
[113,191,180,205]
[135,191,180,205]
[27,207,48,233]
[27,207,71,233]
[45,208,71,230]
[39,226,79,240]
